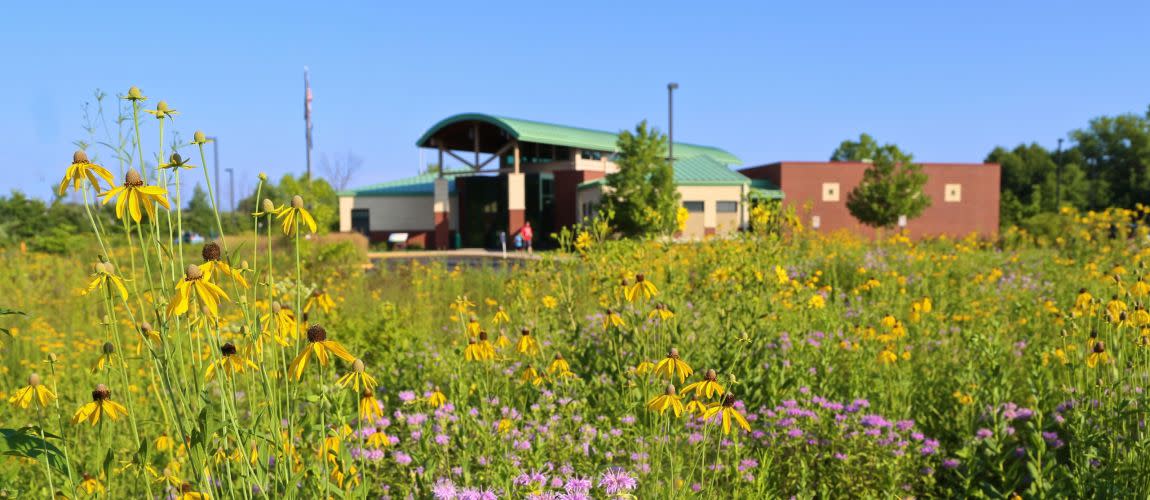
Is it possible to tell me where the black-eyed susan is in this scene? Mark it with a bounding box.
[8,373,56,410]
[367,428,391,448]
[204,343,259,381]
[199,242,248,288]
[703,394,751,435]
[466,316,482,337]
[101,169,171,223]
[464,338,490,362]
[625,273,658,303]
[288,324,356,380]
[275,195,318,236]
[1087,341,1112,368]
[336,359,378,393]
[684,396,707,417]
[516,328,540,356]
[167,264,230,318]
[59,150,113,195]
[358,389,384,421]
[494,332,512,350]
[1132,277,1150,298]
[520,365,543,385]
[304,288,335,314]
[681,369,725,399]
[72,384,129,425]
[647,384,684,417]
[654,347,693,383]
[83,262,129,301]
[427,387,447,408]
[603,309,625,330]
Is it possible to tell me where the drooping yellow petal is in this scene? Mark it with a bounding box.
[322,340,356,363]
[300,209,318,233]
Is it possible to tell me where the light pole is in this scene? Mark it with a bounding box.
[225,168,235,212]
[667,83,679,165]
[1055,138,1064,210]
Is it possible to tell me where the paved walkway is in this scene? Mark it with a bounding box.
[366,248,542,260]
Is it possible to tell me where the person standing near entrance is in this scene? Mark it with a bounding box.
[521,221,534,254]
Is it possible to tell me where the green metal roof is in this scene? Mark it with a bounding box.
[749,178,785,200]
[416,113,741,165]
[577,156,751,190]
[338,170,466,197]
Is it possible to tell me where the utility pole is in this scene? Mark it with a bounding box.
[1056,138,1064,210]
[304,66,314,181]
[667,82,679,165]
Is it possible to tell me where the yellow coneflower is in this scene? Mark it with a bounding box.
[1087,341,1112,368]
[541,295,558,309]
[492,305,511,326]
[1106,295,1127,323]
[1132,277,1150,298]
[466,316,482,337]
[159,152,196,171]
[878,347,899,365]
[83,262,129,301]
[654,347,694,383]
[684,396,707,417]
[681,369,725,399]
[703,394,752,435]
[155,433,175,453]
[520,365,544,386]
[516,328,540,356]
[167,264,230,318]
[144,100,178,120]
[92,342,119,373]
[78,473,105,494]
[547,353,570,375]
[304,288,336,314]
[452,295,476,315]
[647,384,685,417]
[138,321,161,345]
[464,339,490,362]
[275,195,318,236]
[59,150,113,195]
[72,384,129,425]
[289,325,356,380]
[635,360,655,376]
[625,273,659,303]
[647,303,675,321]
[337,359,378,393]
[359,389,384,422]
[494,332,512,350]
[477,331,496,358]
[8,373,56,409]
[204,343,259,381]
[427,387,447,408]
[260,302,297,346]
[603,309,625,330]
[574,231,592,252]
[199,242,248,288]
[367,428,391,448]
[176,483,208,500]
[101,169,171,223]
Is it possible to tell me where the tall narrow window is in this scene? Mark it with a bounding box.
[351,209,370,236]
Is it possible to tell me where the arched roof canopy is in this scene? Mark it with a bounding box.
[416,113,741,165]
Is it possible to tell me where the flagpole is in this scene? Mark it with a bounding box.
[304,66,313,181]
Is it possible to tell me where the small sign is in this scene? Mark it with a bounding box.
[811,215,821,229]
[898,215,907,228]
[387,233,409,244]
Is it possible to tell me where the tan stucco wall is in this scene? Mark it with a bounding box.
[676,185,746,239]
[575,188,603,224]
[339,196,459,232]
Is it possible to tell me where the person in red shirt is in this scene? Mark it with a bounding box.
[521,221,534,254]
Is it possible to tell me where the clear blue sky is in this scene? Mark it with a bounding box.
[2,1,1148,202]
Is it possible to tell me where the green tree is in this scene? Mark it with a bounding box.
[236,174,339,234]
[986,143,1088,225]
[603,121,680,237]
[833,134,931,228]
[1070,110,1150,209]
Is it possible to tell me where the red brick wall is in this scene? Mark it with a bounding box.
[741,162,1000,239]
[554,170,604,230]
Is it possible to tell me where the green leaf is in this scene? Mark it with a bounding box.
[0,426,67,474]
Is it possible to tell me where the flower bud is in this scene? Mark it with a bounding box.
[262,199,276,213]
[102,342,115,354]
[258,172,268,181]
[126,86,146,101]
[193,130,207,144]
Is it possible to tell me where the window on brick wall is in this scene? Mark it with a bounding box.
[822,182,840,202]
[945,183,962,202]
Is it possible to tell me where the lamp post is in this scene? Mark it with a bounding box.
[1056,138,1064,210]
[667,83,679,166]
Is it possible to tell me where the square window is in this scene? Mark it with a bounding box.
[822,182,840,202]
[717,201,739,213]
[945,183,962,202]
[683,201,705,213]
